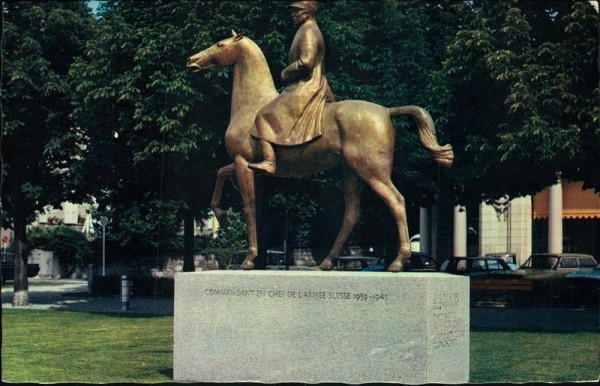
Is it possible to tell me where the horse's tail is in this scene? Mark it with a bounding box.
[389,105,453,168]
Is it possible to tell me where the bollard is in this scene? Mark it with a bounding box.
[87,264,96,292]
[121,275,130,311]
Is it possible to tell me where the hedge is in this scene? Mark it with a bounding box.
[91,275,174,297]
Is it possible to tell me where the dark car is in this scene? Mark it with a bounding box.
[360,252,440,272]
[1,252,40,284]
[228,249,318,270]
[336,256,380,271]
[564,263,600,305]
[440,256,525,279]
[519,253,598,304]
[484,252,520,270]
[228,249,285,270]
[520,253,597,271]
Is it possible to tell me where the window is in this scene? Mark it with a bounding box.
[558,257,577,269]
[578,257,597,268]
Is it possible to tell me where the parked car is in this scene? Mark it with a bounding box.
[1,255,40,284]
[484,252,520,270]
[360,252,440,272]
[519,253,598,304]
[439,256,529,306]
[564,263,600,305]
[440,256,525,279]
[228,249,318,270]
[520,253,597,271]
[336,256,380,271]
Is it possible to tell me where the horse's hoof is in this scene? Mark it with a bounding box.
[319,260,334,271]
[387,260,403,272]
[241,260,255,270]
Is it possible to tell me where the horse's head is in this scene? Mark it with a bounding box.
[187,30,245,71]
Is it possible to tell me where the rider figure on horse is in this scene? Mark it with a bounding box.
[249,1,336,174]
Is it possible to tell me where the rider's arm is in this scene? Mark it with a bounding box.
[281,29,318,83]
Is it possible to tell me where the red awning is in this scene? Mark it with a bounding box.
[533,181,600,220]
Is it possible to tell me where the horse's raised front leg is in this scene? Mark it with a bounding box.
[211,163,236,225]
[320,169,365,270]
[234,156,258,270]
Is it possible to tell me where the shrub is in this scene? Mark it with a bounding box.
[202,209,247,269]
[91,275,174,297]
[28,226,93,276]
[201,247,238,270]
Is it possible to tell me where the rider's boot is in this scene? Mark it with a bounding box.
[249,140,276,174]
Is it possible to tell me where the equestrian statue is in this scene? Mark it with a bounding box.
[186,1,453,272]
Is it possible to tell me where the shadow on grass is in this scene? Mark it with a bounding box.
[470,305,600,333]
[159,368,173,379]
[55,310,174,319]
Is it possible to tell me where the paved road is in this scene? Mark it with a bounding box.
[2,279,599,331]
[2,279,172,316]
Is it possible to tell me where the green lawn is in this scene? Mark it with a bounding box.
[471,329,599,383]
[2,310,173,383]
[2,309,599,383]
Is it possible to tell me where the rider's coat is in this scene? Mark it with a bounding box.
[251,18,334,146]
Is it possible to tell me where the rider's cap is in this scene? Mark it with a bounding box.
[289,1,318,13]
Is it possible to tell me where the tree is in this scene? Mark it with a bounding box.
[1,1,94,305]
[71,1,326,267]
[428,0,599,205]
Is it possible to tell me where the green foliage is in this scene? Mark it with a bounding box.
[206,209,247,250]
[203,209,248,268]
[4,0,599,266]
[430,0,599,201]
[109,199,183,254]
[28,226,93,275]
[1,1,94,218]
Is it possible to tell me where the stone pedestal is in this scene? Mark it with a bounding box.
[174,271,469,384]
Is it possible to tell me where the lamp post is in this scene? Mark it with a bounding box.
[100,216,109,276]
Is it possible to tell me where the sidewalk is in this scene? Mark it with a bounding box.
[1,279,173,316]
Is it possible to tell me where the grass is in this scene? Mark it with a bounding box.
[1,310,173,383]
[471,329,600,383]
[2,309,599,383]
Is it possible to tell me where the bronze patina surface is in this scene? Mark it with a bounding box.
[187,27,453,272]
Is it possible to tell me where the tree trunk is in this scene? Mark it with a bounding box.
[182,208,195,272]
[12,216,29,306]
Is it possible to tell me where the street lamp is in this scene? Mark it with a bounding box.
[100,216,109,276]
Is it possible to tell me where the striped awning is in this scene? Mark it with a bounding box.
[533,181,600,219]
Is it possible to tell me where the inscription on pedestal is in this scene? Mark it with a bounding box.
[432,291,464,349]
[202,287,390,302]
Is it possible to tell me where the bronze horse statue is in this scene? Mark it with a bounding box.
[187,31,453,272]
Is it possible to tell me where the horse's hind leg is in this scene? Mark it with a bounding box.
[320,169,365,270]
[347,147,410,272]
[211,163,236,225]
[361,175,411,272]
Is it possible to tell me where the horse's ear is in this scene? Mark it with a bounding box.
[234,33,245,42]
[231,29,237,37]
